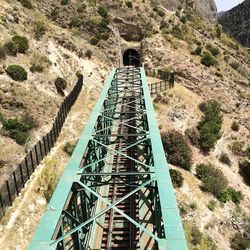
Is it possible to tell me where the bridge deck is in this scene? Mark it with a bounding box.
[29,67,187,250]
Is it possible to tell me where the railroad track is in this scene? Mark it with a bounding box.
[101,68,140,249]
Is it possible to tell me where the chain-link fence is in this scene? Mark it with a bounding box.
[0,75,83,218]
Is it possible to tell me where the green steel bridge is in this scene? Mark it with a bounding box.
[29,67,187,250]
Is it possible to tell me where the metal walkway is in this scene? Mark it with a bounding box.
[29,67,187,250]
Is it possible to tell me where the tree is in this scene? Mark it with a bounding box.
[197,100,222,151]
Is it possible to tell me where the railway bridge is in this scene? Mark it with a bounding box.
[29,66,187,250]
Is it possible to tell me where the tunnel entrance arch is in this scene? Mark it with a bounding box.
[123,48,141,67]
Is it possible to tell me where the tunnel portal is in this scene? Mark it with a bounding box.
[123,49,141,67]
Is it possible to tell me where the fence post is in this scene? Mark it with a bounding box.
[13,172,18,195]
[35,144,39,165]
[19,164,24,188]
[39,140,43,158]
[43,136,47,156]
[25,158,30,179]
[0,192,3,209]
[30,151,35,172]
[6,181,12,204]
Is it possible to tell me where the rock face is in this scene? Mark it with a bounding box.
[153,0,217,20]
[218,0,250,47]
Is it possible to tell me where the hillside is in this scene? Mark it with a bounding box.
[0,0,249,249]
[218,0,250,47]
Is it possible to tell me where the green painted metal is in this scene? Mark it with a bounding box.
[29,66,188,250]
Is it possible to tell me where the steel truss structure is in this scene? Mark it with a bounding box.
[29,67,187,250]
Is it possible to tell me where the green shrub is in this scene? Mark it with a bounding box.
[185,127,200,146]
[239,161,250,185]
[69,16,83,28]
[201,52,216,67]
[170,169,184,188]
[54,77,67,90]
[77,4,86,13]
[231,233,250,250]
[193,46,202,55]
[198,101,207,112]
[215,71,223,78]
[12,35,29,54]
[230,61,240,70]
[197,100,222,151]
[17,0,33,9]
[231,141,244,156]
[2,118,31,145]
[98,5,108,18]
[157,9,165,17]
[30,54,51,73]
[172,25,183,39]
[90,33,102,45]
[206,45,220,56]
[180,15,187,23]
[125,1,133,8]
[61,0,70,5]
[85,49,93,59]
[196,164,228,198]
[63,141,76,156]
[219,152,231,165]
[0,45,6,60]
[33,18,47,39]
[99,17,110,29]
[6,65,27,81]
[215,24,222,38]
[161,130,192,171]
[231,121,240,131]
[207,200,216,211]
[3,41,18,56]
[190,226,202,245]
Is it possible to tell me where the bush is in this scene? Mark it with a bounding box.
[215,24,222,38]
[2,118,31,145]
[6,65,27,81]
[0,45,6,60]
[172,25,183,39]
[157,9,165,17]
[230,61,240,70]
[219,152,231,165]
[180,16,187,23]
[90,33,102,45]
[231,233,250,250]
[215,71,223,78]
[169,169,184,188]
[198,101,207,112]
[197,100,222,151]
[33,18,47,39]
[69,16,83,28]
[17,0,33,9]
[231,141,244,156]
[85,49,93,59]
[207,200,216,211]
[12,35,29,54]
[30,54,51,73]
[193,46,202,55]
[206,45,220,56]
[191,226,202,246]
[239,161,250,185]
[196,164,228,198]
[185,127,200,146]
[161,130,192,171]
[98,5,108,18]
[3,41,18,56]
[63,141,76,156]
[77,4,86,13]
[201,52,216,67]
[54,77,67,90]
[61,0,70,5]
[125,1,133,8]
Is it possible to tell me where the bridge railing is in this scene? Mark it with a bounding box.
[0,75,83,219]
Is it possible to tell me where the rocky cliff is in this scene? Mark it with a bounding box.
[153,0,217,20]
[218,0,250,47]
